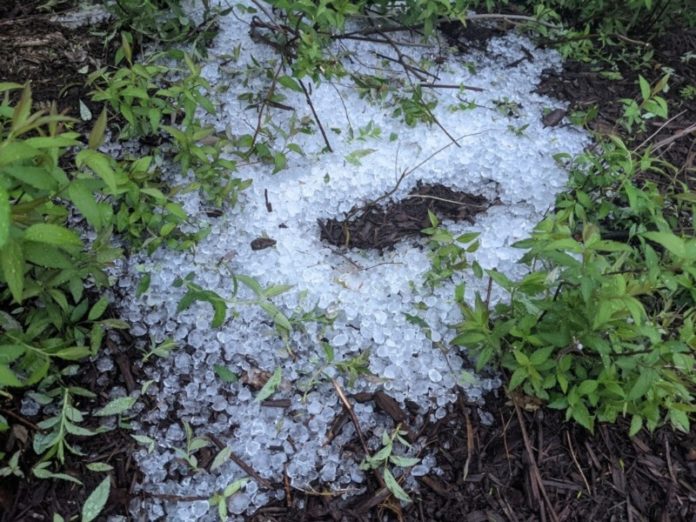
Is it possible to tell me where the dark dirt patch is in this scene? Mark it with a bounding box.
[0,13,112,118]
[319,183,496,251]
[249,391,696,521]
[536,28,696,190]
[439,20,506,52]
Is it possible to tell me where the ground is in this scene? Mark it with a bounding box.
[1,3,695,522]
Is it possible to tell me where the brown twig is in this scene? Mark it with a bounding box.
[331,378,370,457]
[514,402,560,522]
[0,407,40,431]
[651,121,696,151]
[207,433,273,489]
[565,431,591,495]
[298,78,333,152]
[419,82,484,92]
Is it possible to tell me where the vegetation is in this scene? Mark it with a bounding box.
[0,0,694,518]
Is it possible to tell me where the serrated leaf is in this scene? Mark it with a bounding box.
[76,150,117,193]
[81,476,110,522]
[383,468,411,503]
[255,367,281,402]
[95,396,136,417]
[258,301,291,331]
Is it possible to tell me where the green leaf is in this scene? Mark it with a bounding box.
[258,301,292,332]
[278,75,303,92]
[235,274,262,295]
[629,415,643,436]
[668,408,690,432]
[24,243,72,269]
[0,240,24,303]
[213,365,238,383]
[76,150,117,193]
[0,345,25,364]
[627,370,654,401]
[383,467,411,503]
[0,141,39,167]
[255,368,281,402]
[389,455,420,468]
[571,402,594,431]
[0,185,9,249]
[131,434,155,453]
[86,462,114,472]
[81,476,110,522]
[577,380,598,396]
[88,296,109,321]
[642,231,685,258]
[24,224,82,249]
[210,446,232,471]
[638,75,651,101]
[88,108,108,150]
[95,396,136,417]
[0,365,22,387]
[223,477,249,497]
[53,347,91,360]
[68,180,102,230]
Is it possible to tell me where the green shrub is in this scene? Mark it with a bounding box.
[452,137,696,434]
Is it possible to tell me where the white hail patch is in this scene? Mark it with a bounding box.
[113,3,590,520]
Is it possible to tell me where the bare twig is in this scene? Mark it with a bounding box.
[565,431,591,495]
[207,433,273,489]
[332,378,370,457]
[651,121,696,150]
[633,110,686,152]
[298,78,333,152]
[514,402,560,522]
[419,82,484,92]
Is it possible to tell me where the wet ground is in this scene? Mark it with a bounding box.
[1,4,695,521]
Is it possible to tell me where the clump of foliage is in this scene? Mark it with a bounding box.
[451,135,695,434]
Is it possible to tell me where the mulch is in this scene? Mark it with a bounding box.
[319,183,495,251]
[250,391,696,521]
[2,5,696,522]
[0,5,112,119]
[536,27,696,191]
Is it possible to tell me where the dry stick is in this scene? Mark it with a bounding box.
[376,29,460,147]
[419,82,485,92]
[651,121,696,150]
[298,78,333,152]
[633,109,687,152]
[251,60,284,148]
[461,409,474,481]
[0,407,40,431]
[513,403,560,522]
[565,431,591,495]
[331,379,387,491]
[463,13,561,29]
[332,378,370,457]
[347,129,489,221]
[208,433,273,490]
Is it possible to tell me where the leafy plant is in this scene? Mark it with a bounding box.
[452,137,696,434]
[360,426,420,503]
[422,210,480,287]
[620,74,669,132]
